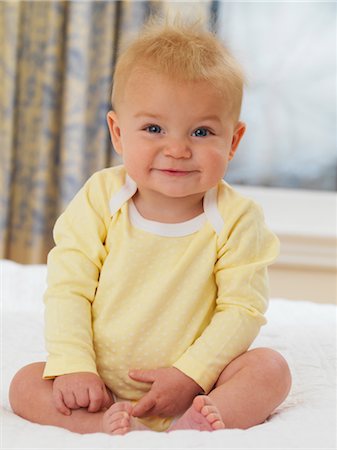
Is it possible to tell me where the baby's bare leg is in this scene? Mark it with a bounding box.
[170,347,291,431]
[9,362,111,434]
[209,347,291,429]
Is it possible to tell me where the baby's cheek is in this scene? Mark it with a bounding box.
[206,156,228,182]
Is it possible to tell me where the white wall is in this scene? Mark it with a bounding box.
[235,185,337,304]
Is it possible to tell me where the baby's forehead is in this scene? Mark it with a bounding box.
[125,67,220,95]
[115,65,237,121]
[121,79,232,122]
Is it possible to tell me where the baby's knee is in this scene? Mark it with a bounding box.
[250,348,292,393]
[9,362,46,414]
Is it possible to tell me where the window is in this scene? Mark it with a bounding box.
[218,2,336,191]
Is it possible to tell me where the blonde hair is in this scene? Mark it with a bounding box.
[112,18,245,121]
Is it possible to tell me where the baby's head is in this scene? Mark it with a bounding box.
[108,18,247,206]
[111,18,245,123]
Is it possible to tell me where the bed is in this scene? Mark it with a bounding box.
[1,259,336,449]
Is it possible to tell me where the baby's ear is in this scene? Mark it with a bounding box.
[107,111,123,155]
[229,121,246,160]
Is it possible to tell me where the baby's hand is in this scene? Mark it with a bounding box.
[52,372,113,415]
[129,367,202,418]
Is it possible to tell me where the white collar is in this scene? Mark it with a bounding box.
[109,174,224,236]
[128,198,207,237]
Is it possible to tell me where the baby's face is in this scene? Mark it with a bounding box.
[108,70,245,201]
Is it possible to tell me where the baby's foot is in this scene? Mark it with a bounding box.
[102,401,134,435]
[169,395,225,432]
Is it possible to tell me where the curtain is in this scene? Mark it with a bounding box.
[1,1,120,263]
[0,0,214,264]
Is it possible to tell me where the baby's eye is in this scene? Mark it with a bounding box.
[145,124,162,134]
[192,128,211,137]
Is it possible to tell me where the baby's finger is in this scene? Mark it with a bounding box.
[75,389,90,408]
[102,387,114,409]
[63,391,78,410]
[53,389,71,416]
[132,394,156,418]
[87,386,103,412]
[129,369,156,383]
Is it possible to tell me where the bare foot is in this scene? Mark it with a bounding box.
[102,401,134,435]
[169,395,225,432]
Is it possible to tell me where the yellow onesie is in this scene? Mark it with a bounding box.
[43,165,279,431]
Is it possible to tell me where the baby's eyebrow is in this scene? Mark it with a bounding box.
[196,116,222,124]
[133,112,164,120]
[134,112,222,125]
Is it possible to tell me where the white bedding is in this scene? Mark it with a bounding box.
[1,259,336,449]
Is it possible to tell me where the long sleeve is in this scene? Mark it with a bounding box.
[173,200,280,393]
[43,172,111,379]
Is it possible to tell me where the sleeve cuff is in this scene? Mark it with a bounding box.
[173,355,219,394]
[42,357,98,380]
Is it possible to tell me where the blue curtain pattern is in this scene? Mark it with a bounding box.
[0,1,149,263]
[0,1,213,263]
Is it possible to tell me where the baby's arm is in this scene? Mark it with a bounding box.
[43,173,111,381]
[53,372,113,415]
[173,201,280,395]
[129,367,201,418]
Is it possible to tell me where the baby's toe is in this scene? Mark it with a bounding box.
[115,417,130,428]
[108,416,130,435]
[116,426,129,435]
[206,412,222,424]
[102,401,133,435]
[212,419,225,430]
[201,404,218,416]
[196,396,225,430]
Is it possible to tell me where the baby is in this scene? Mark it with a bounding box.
[9,19,291,434]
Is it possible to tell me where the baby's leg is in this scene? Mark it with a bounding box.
[207,347,291,429]
[170,347,290,432]
[9,362,110,434]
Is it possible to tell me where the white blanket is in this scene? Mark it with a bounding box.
[1,260,336,449]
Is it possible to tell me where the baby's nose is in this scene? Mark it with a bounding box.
[163,139,192,158]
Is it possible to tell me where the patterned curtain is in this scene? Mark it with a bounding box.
[0,1,214,264]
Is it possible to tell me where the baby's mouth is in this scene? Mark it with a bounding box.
[155,168,196,176]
